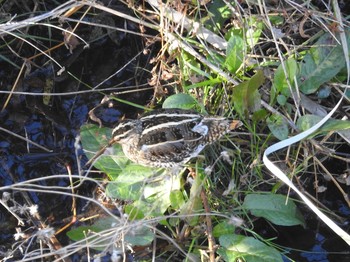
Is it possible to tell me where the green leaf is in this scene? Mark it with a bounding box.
[178,52,205,81]
[119,172,181,217]
[170,190,185,209]
[106,165,162,200]
[298,32,348,94]
[296,114,350,137]
[317,86,331,99]
[242,194,305,226]
[213,221,235,238]
[276,94,287,106]
[80,124,130,179]
[124,204,145,220]
[80,124,111,158]
[207,0,232,31]
[67,216,155,247]
[246,16,264,49]
[266,114,289,140]
[162,93,199,110]
[67,216,115,245]
[273,58,298,99]
[124,226,154,246]
[252,109,268,122]
[218,234,283,262]
[66,217,153,251]
[225,30,245,73]
[232,70,264,117]
[246,26,262,49]
[268,15,284,26]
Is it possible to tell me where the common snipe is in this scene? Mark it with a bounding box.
[98,108,242,168]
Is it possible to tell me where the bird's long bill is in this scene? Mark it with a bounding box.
[229,120,243,130]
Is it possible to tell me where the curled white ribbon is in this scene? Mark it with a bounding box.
[263,95,350,245]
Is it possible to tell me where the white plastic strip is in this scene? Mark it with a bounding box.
[263,96,350,245]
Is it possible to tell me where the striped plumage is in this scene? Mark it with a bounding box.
[111,108,241,168]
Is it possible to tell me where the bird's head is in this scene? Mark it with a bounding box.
[112,120,139,144]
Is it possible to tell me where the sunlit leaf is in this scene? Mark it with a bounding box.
[232,70,264,117]
[218,234,283,262]
[298,31,349,94]
[207,0,231,30]
[163,93,199,110]
[246,16,264,49]
[297,114,350,137]
[120,172,181,217]
[246,27,262,49]
[178,51,205,81]
[243,194,305,226]
[80,124,126,179]
[273,58,298,103]
[269,15,284,25]
[124,204,145,220]
[106,165,161,200]
[170,190,185,209]
[67,216,154,248]
[225,30,244,73]
[213,221,235,238]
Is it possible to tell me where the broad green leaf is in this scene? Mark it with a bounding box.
[162,93,199,110]
[207,0,231,31]
[246,26,262,49]
[80,124,127,179]
[268,15,284,25]
[252,109,268,122]
[213,221,235,238]
[298,32,348,94]
[225,30,244,73]
[218,234,283,262]
[232,70,264,117]
[67,217,154,250]
[243,194,305,226]
[143,173,181,200]
[266,114,289,140]
[296,114,350,137]
[80,124,111,158]
[124,204,145,220]
[106,165,162,200]
[67,216,117,248]
[170,190,185,209]
[276,94,287,106]
[120,172,181,217]
[178,52,205,81]
[273,58,298,101]
[246,16,264,49]
[124,225,154,246]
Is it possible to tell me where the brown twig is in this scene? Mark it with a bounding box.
[200,188,216,262]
